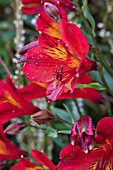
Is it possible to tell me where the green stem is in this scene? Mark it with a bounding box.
[74,99,82,117]
[0,56,11,76]
[26,123,47,130]
[79,10,113,77]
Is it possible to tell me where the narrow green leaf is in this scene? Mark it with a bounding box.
[82,0,88,13]
[84,10,96,36]
[63,104,74,124]
[75,83,105,91]
[58,130,71,134]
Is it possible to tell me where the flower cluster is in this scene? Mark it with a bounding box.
[58,116,113,170]
[1,0,112,170]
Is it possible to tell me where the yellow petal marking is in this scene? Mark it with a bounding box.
[0,91,22,108]
[46,22,62,40]
[0,140,9,155]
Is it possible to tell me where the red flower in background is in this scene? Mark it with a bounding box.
[0,76,39,124]
[11,149,56,170]
[0,125,27,161]
[20,12,103,102]
[58,117,113,170]
[21,0,76,20]
[70,115,95,153]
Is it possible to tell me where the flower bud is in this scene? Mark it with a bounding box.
[31,110,55,125]
[0,161,6,169]
[4,122,26,135]
[44,2,59,20]
[70,116,95,153]
[19,41,39,55]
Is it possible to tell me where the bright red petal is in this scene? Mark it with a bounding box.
[59,88,104,103]
[59,74,104,103]
[39,33,80,68]
[11,158,44,170]
[60,19,89,58]
[21,0,54,14]
[23,40,72,83]
[31,149,56,170]
[57,0,76,11]
[58,143,110,170]
[19,82,47,101]
[0,77,39,124]
[36,12,62,39]
[0,126,27,161]
[96,117,113,145]
[21,0,43,14]
[76,57,98,74]
[23,46,61,83]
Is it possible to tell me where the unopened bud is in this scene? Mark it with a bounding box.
[0,161,6,169]
[19,41,39,55]
[18,55,26,63]
[70,116,95,153]
[31,110,55,125]
[44,2,59,20]
[4,122,26,135]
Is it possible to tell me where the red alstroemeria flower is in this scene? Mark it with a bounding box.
[58,117,113,170]
[0,125,27,161]
[20,12,103,102]
[0,76,39,124]
[21,0,76,20]
[70,115,95,153]
[19,74,104,103]
[11,149,56,170]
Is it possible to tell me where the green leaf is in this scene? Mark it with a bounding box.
[82,0,88,13]
[75,83,105,91]
[63,104,75,124]
[51,107,72,124]
[58,130,71,134]
[0,0,11,4]
[46,127,58,138]
[85,10,95,36]
[82,1,95,36]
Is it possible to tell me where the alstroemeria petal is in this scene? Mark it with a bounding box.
[38,33,68,62]
[21,0,76,15]
[70,116,94,152]
[0,103,36,125]
[21,0,44,14]
[39,33,80,68]
[11,158,44,170]
[0,77,39,124]
[57,0,76,11]
[60,19,89,58]
[36,12,62,39]
[59,88,104,103]
[57,143,109,170]
[31,149,56,170]
[23,45,67,83]
[76,58,98,74]
[59,74,104,103]
[19,82,47,100]
[0,126,27,161]
[96,117,113,145]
